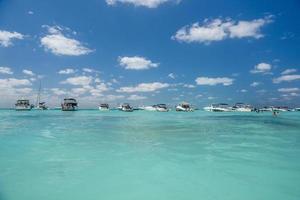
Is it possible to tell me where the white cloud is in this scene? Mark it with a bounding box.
[250,62,272,74]
[273,74,300,83]
[51,88,67,96]
[106,0,177,8]
[172,16,272,44]
[22,69,35,76]
[82,68,93,73]
[28,11,34,15]
[278,88,299,93]
[41,25,92,56]
[58,68,76,74]
[128,94,147,100]
[0,78,31,87]
[183,84,195,88]
[117,82,169,93]
[240,89,247,93]
[0,30,24,47]
[0,67,13,74]
[168,73,176,79]
[118,56,159,70]
[281,68,297,75]
[250,81,261,87]
[195,77,234,86]
[61,76,92,86]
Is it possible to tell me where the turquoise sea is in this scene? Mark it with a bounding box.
[0,110,299,200]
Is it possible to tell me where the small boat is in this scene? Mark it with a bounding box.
[34,80,48,110]
[120,103,133,112]
[154,104,169,112]
[295,108,300,111]
[15,99,33,111]
[204,103,231,112]
[232,103,252,112]
[259,106,273,112]
[61,98,78,111]
[99,103,109,111]
[272,106,289,112]
[35,102,48,110]
[139,105,157,111]
[176,102,194,112]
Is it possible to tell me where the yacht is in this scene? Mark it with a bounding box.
[232,103,252,112]
[15,99,33,111]
[120,103,133,112]
[99,103,109,111]
[176,102,194,112]
[140,105,157,111]
[61,98,78,111]
[34,81,48,110]
[155,104,169,112]
[204,103,231,112]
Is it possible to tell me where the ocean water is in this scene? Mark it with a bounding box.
[0,110,299,200]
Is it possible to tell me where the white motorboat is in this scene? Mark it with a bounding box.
[99,103,109,111]
[140,105,157,111]
[15,99,33,111]
[204,103,231,112]
[120,103,133,112]
[155,104,169,112]
[61,98,78,111]
[232,103,252,112]
[176,102,194,112]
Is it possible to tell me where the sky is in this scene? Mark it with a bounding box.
[0,0,300,108]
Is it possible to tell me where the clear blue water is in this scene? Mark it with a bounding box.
[0,110,299,200]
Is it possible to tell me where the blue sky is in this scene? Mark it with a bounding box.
[0,0,299,108]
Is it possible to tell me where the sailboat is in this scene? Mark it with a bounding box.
[34,81,48,110]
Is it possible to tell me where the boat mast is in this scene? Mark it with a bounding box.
[36,80,41,107]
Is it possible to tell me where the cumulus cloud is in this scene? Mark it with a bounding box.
[0,67,13,74]
[51,88,67,96]
[183,84,195,88]
[168,73,176,79]
[250,81,261,87]
[106,0,178,8]
[40,25,92,56]
[117,82,169,93]
[58,68,76,74]
[0,30,24,47]
[118,56,159,70]
[281,68,297,75]
[195,77,234,86]
[128,94,147,100]
[273,74,300,83]
[172,16,272,44]
[22,69,35,76]
[61,76,93,86]
[278,88,299,93]
[250,62,272,74]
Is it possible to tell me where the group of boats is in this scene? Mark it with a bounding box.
[15,98,300,113]
[15,99,195,112]
[203,103,300,112]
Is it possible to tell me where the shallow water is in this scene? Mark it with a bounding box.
[0,110,299,200]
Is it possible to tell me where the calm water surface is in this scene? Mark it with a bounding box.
[0,110,299,200]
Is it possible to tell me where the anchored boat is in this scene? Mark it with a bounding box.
[15,99,33,111]
[176,102,194,112]
[99,103,109,111]
[61,98,78,111]
[119,103,133,112]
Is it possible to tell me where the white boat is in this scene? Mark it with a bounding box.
[232,103,252,112]
[295,108,300,111]
[140,105,157,111]
[120,103,133,112]
[15,99,33,111]
[204,103,231,112]
[61,98,78,111]
[34,81,48,110]
[176,102,194,112]
[99,103,109,111]
[272,107,289,112]
[155,104,169,112]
